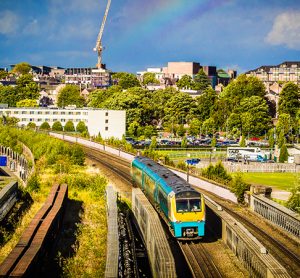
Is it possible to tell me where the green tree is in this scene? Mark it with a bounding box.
[127,121,140,137]
[16,74,39,100]
[221,74,266,112]
[226,113,242,132]
[64,121,75,132]
[164,92,196,126]
[279,143,289,163]
[149,136,157,149]
[277,129,285,148]
[181,136,188,148]
[177,124,186,137]
[193,68,211,91]
[211,135,217,147]
[194,87,217,122]
[278,82,300,119]
[276,113,292,135]
[0,70,8,79]
[27,122,36,129]
[286,182,300,213]
[202,117,216,135]
[57,85,85,107]
[188,118,201,136]
[268,129,275,149]
[16,99,38,107]
[76,121,87,133]
[240,135,246,147]
[230,172,250,203]
[12,62,31,75]
[176,75,194,89]
[112,72,141,89]
[239,96,271,136]
[40,122,50,130]
[142,72,159,85]
[87,85,121,108]
[52,121,63,131]
[144,125,155,138]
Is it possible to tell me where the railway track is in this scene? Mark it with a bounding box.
[0,184,68,277]
[80,145,299,277]
[179,241,222,278]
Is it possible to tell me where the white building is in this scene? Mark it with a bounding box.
[0,107,126,139]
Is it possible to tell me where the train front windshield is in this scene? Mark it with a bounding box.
[176,198,201,212]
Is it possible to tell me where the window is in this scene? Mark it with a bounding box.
[30,111,35,114]
[61,112,65,115]
[38,111,42,114]
[176,199,201,213]
[14,111,19,114]
[105,112,108,116]
[105,127,108,131]
[22,111,27,114]
[105,119,108,124]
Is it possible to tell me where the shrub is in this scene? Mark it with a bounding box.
[201,161,232,185]
[230,172,250,203]
[279,143,289,163]
[64,121,75,132]
[76,121,87,133]
[27,122,36,129]
[27,174,40,192]
[52,121,63,131]
[39,122,50,130]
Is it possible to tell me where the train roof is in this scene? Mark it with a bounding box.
[133,156,199,196]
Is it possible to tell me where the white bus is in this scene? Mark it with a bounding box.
[227,147,261,160]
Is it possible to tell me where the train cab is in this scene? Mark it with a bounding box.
[169,190,205,238]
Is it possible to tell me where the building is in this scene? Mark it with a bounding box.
[163,62,201,80]
[137,62,237,90]
[65,67,111,88]
[0,108,126,139]
[246,61,300,86]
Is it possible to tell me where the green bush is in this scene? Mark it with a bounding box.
[201,161,232,185]
[230,172,250,203]
[40,122,50,130]
[64,121,75,132]
[52,121,63,131]
[76,121,87,133]
[27,174,40,192]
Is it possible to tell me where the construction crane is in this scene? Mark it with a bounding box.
[94,0,111,69]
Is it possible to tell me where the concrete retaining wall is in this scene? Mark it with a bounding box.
[0,181,18,221]
[250,194,300,238]
[132,188,176,278]
[105,186,119,278]
[206,196,291,278]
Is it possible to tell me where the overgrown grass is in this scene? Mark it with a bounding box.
[0,127,108,276]
[242,173,297,191]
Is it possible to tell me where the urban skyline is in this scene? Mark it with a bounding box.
[0,0,299,73]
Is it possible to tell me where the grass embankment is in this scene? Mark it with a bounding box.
[242,172,297,191]
[0,126,108,276]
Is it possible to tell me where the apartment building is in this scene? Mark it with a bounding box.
[246,61,300,85]
[65,67,111,88]
[0,108,126,139]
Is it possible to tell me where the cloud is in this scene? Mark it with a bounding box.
[0,10,19,35]
[265,11,300,50]
[23,19,40,35]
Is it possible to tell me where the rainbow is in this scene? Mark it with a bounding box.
[115,0,230,45]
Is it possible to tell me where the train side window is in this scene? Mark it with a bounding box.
[158,190,167,208]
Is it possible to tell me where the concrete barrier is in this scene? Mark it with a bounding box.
[105,186,119,278]
[0,181,18,221]
[205,196,291,278]
[132,188,176,278]
[250,194,300,238]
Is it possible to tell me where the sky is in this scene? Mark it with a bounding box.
[0,0,300,74]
